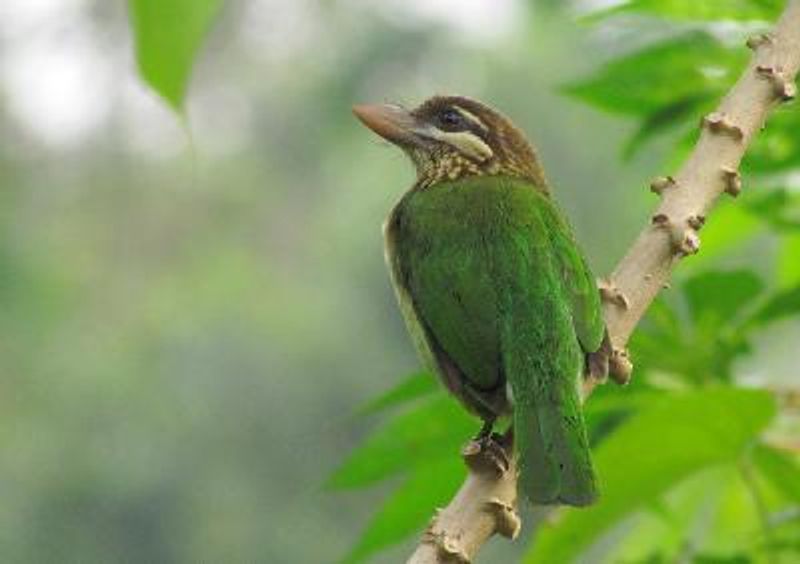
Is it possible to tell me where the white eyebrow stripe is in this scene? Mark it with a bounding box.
[452,106,488,132]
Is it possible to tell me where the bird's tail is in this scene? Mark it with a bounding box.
[506,342,598,506]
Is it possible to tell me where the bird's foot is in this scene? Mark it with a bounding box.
[475,419,495,441]
[585,348,609,383]
[584,331,612,383]
[462,431,511,477]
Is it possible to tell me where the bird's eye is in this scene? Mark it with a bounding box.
[438,108,464,129]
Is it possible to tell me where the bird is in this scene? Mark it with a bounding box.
[353,95,607,506]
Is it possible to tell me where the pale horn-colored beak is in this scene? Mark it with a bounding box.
[352,103,421,146]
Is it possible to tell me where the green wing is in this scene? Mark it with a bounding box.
[537,196,605,355]
[384,185,507,419]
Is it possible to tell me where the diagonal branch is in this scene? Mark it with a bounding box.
[407,1,800,562]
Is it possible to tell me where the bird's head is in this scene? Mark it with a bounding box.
[353,95,547,190]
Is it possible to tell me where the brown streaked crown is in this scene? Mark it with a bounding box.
[353,95,548,191]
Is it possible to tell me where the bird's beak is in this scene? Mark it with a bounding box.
[352,103,420,146]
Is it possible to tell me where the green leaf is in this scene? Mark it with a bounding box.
[778,235,800,287]
[610,467,739,562]
[327,395,474,490]
[684,270,764,323]
[745,107,800,173]
[752,443,800,503]
[525,387,776,563]
[745,189,800,232]
[585,387,659,446]
[344,456,465,563]
[689,200,764,267]
[584,387,659,419]
[587,0,781,22]
[563,32,743,117]
[621,95,708,159]
[629,298,690,379]
[693,554,752,563]
[630,272,756,385]
[357,372,438,416]
[128,0,223,111]
[751,284,800,325]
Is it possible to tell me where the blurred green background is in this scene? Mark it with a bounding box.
[1,1,798,563]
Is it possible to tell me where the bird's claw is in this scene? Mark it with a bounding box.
[462,432,511,477]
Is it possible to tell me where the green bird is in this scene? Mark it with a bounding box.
[353,95,607,506]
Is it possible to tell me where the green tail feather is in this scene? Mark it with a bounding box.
[504,316,598,506]
[512,390,597,506]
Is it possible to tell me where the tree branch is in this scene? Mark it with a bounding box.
[407,2,800,562]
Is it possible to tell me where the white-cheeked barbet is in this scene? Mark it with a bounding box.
[353,96,607,506]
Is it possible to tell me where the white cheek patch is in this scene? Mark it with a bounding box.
[439,131,494,162]
[418,128,494,162]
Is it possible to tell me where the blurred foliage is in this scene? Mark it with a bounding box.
[563,31,739,115]
[332,0,800,562]
[563,31,747,159]
[1,0,798,563]
[528,387,776,563]
[327,395,473,491]
[586,0,782,22]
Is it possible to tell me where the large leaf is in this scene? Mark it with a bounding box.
[629,298,690,379]
[128,0,223,111]
[690,200,764,266]
[607,466,737,562]
[745,188,800,232]
[343,456,465,563]
[684,270,764,324]
[630,271,760,384]
[357,372,438,416]
[752,443,800,503]
[327,395,474,490]
[621,94,710,158]
[585,383,661,445]
[778,235,800,287]
[563,32,743,117]
[588,0,781,22]
[526,388,776,563]
[750,284,800,325]
[744,107,800,173]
